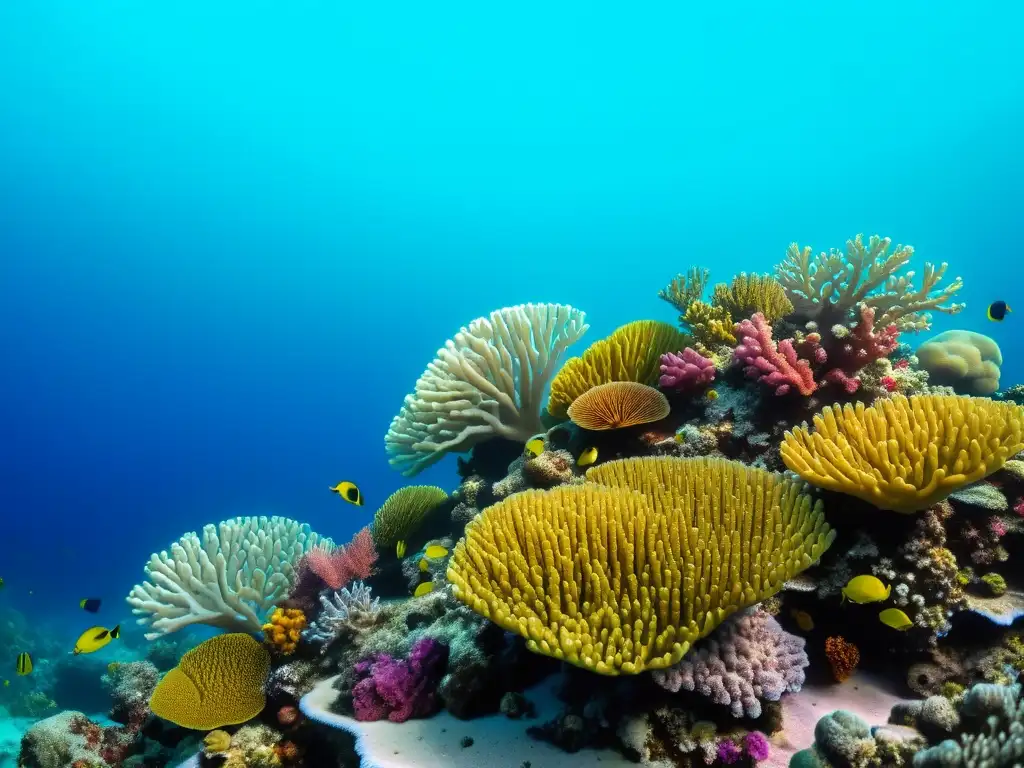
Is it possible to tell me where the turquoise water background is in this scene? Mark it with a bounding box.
[0,2,1021,631]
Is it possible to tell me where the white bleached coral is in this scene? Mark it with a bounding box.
[305,581,381,645]
[385,303,588,476]
[126,515,331,639]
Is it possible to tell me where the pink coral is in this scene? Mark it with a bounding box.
[659,348,716,391]
[1014,498,1024,518]
[745,731,770,761]
[733,313,818,396]
[717,739,742,764]
[301,527,378,591]
[352,637,448,723]
[651,610,807,718]
[822,304,900,393]
[880,375,899,392]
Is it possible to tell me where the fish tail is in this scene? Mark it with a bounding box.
[111,625,120,639]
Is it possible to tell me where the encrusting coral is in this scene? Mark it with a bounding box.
[652,609,808,718]
[447,455,835,675]
[126,516,332,638]
[781,394,1024,513]
[566,381,670,430]
[369,485,448,548]
[547,319,689,418]
[385,303,589,475]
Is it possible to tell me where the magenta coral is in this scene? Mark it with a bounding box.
[651,610,807,718]
[744,731,770,761]
[302,527,378,591]
[733,313,817,396]
[716,739,743,764]
[822,304,900,393]
[352,637,448,723]
[659,348,716,391]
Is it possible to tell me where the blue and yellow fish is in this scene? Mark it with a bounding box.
[577,446,599,467]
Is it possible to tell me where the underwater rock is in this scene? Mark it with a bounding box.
[102,660,159,726]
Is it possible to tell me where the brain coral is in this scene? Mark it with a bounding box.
[916,329,1002,395]
[447,456,834,675]
[149,633,271,730]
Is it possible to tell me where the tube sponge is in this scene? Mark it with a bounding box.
[385,303,588,476]
[126,515,332,639]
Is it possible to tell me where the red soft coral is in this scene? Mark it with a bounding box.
[302,527,378,590]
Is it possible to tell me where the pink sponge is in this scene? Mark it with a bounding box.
[652,610,807,718]
[659,348,717,391]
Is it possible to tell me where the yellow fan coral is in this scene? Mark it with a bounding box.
[447,456,834,675]
[659,267,710,315]
[780,394,1024,514]
[712,273,793,325]
[567,381,670,431]
[370,485,448,547]
[149,633,271,730]
[547,320,690,419]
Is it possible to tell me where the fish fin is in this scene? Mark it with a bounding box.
[884,583,892,600]
[111,625,120,639]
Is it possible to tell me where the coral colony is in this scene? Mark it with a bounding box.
[9,233,1024,768]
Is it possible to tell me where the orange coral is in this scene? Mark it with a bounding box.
[824,636,860,682]
[275,740,301,761]
[567,381,670,431]
[262,608,307,655]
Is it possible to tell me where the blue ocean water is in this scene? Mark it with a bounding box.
[0,0,1021,638]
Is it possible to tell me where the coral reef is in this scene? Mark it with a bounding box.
[659,347,717,392]
[916,329,1003,395]
[566,381,670,430]
[385,303,588,475]
[351,637,449,722]
[301,527,378,590]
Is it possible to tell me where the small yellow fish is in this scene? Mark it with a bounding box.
[73,625,120,655]
[790,608,814,632]
[879,607,913,631]
[396,540,407,558]
[3,680,8,687]
[418,558,429,572]
[16,652,32,676]
[413,582,435,597]
[841,575,891,604]
[423,544,449,559]
[524,438,544,458]
[577,446,599,467]
[329,481,363,506]
[706,389,719,401]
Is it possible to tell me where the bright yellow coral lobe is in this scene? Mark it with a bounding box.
[781,394,1024,514]
[446,456,835,675]
[262,607,307,655]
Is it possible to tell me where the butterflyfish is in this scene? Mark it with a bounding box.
[423,544,448,559]
[878,607,913,631]
[396,540,407,558]
[577,446,599,467]
[524,438,544,458]
[841,575,891,604]
[987,301,1011,321]
[413,582,435,598]
[329,481,363,506]
[80,598,102,613]
[16,653,32,676]
[73,625,120,655]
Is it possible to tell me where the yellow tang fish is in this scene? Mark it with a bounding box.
[413,582,435,598]
[396,540,407,558]
[329,481,363,506]
[577,446,599,467]
[16,653,32,676]
[524,438,544,458]
[841,575,891,604]
[423,545,448,559]
[418,558,429,572]
[73,625,120,655]
[879,608,913,631]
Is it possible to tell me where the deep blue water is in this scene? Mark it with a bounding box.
[0,1,1021,630]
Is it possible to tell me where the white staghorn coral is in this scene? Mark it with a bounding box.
[126,516,331,639]
[385,303,588,476]
[305,581,381,645]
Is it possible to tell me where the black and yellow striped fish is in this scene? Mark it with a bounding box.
[16,652,32,676]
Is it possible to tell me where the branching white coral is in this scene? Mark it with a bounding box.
[775,234,964,332]
[385,303,588,476]
[305,581,381,644]
[126,516,331,639]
